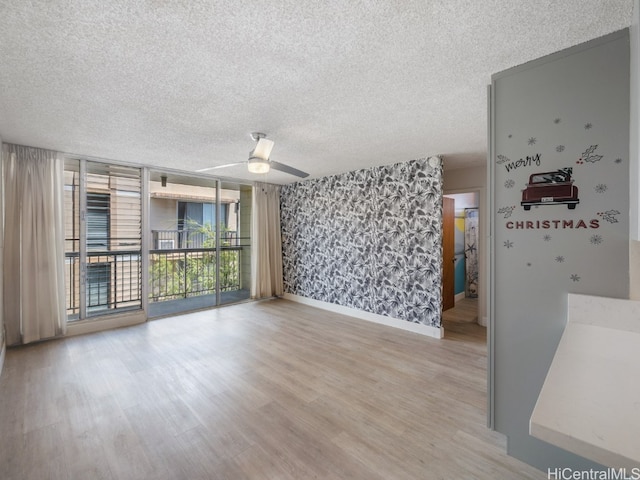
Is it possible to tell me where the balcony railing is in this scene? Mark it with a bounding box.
[65,237,245,317]
[148,246,242,302]
[152,229,239,249]
[65,249,143,319]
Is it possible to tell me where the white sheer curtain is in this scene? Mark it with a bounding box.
[3,144,66,345]
[251,182,284,299]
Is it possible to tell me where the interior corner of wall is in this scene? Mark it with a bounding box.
[0,325,5,378]
[630,240,640,300]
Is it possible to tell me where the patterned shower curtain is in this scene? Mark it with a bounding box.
[464,208,479,298]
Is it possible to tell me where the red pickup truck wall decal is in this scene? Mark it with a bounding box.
[521,167,579,211]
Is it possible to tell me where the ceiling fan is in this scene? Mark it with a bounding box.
[196,132,309,178]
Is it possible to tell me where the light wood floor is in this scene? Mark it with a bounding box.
[443,297,486,340]
[0,299,544,480]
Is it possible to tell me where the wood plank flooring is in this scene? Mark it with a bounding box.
[0,299,544,479]
[443,297,486,340]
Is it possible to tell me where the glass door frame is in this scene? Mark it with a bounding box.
[146,170,251,317]
[65,157,145,322]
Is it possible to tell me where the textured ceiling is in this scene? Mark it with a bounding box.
[0,1,634,184]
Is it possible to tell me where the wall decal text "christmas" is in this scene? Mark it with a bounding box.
[506,219,599,229]
[503,153,542,173]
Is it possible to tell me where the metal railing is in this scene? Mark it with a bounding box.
[65,235,246,315]
[148,246,242,302]
[152,229,239,249]
[65,252,80,317]
[65,249,143,318]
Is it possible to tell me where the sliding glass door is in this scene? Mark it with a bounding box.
[147,174,251,317]
[64,159,143,320]
[64,161,250,322]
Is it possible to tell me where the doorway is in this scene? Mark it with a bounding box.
[147,172,252,318]
[443,191,481,327]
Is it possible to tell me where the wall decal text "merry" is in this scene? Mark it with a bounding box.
[504,153,542,172]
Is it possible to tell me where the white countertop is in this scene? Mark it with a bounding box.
[530,294,640,469]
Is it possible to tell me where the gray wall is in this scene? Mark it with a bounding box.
[0,137,4,377]
[631,0,639,241]
[491,31,630,469]
[630,0,640,298]
[280,158,443,327]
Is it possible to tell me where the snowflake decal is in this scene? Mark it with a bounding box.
[528,137,537,145]
[556,145,565,153]
[615,158,623,164]
[554,118,561,124]
[570,274,581,282]
[584,123,592,129]
[598,210,620,224]
[594,184,607,193]
[543,234,552,242]
[504,240,514,249]
[497,154,510,165]
[577,145,602,164]
[555,256,565,263]
[504,179,515,189]
[590,234,603,245]
[497,206,516,219]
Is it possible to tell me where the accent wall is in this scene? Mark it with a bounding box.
[280,157,443,328]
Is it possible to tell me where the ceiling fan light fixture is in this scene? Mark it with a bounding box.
[247,156,270,174]
[198,132,307,177]
[251,137,274,161]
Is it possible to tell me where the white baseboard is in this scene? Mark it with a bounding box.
[283,293,444,339]
[455,292,466,303]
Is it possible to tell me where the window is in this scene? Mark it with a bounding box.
[87,193,110,250]
[87,263,111,312]
[178,201,228,230]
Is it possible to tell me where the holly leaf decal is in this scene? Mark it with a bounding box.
[582,145,603,163]
[498,206,515,219]
[497,154,510,165]
[600,209,620,224]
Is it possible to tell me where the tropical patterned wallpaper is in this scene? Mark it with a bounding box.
[280,157,443,328]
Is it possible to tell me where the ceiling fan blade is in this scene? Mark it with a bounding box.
[269,160,309,178]
[196,162,245,172]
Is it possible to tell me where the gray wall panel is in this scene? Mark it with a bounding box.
[491,30,630,469]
